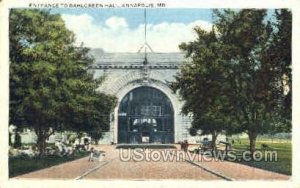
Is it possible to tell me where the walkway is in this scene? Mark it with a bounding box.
[14,145,290,180]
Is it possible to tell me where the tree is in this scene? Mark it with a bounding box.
[212,9,273,153]
[9,9,117,155]
[64,90,116,143]
[171,28,232,150]
[172,9,291,154]
[263,9,292,131]
[213,9,291,153]
[9,133,12,146]
[88,131,103,145]
[13,133,22,148]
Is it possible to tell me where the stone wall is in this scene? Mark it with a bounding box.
[92,64,193,144]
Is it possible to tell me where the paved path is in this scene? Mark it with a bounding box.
[15,145,117,179]
[83,151,219,180]
[14,145,290,180]
[15,156,101,179]
[188,154,289,180]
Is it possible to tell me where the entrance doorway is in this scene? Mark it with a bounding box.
[118,86,174,144]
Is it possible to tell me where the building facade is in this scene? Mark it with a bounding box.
[90,51,193,144]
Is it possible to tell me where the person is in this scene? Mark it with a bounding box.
[179,141,183,150]
[88,147,95,162]
[84,138,90,151]
[183,140,189,152]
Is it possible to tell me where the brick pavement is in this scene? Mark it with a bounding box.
[14,145,291,180]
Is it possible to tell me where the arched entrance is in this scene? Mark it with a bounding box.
[118,86,174,144]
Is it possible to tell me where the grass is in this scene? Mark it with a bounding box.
[231,138,292,175]
[9,150,89,178]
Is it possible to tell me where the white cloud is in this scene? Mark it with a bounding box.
[105,16,128,30]
[61,14,212,53]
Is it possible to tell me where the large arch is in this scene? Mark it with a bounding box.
[110,79,184,143]
[118,86,174,143]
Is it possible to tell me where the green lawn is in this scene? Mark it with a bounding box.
[231,138,292,175]
[9,151,89,178]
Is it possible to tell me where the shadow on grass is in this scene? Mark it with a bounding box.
[9,151,89,178]
[230,141,292,175]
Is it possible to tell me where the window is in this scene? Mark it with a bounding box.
[140,105,161,116]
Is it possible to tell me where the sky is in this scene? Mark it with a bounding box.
[50,9,214,52]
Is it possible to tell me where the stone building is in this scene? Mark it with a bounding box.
[90,50,193,144]
[11,51,199,145]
